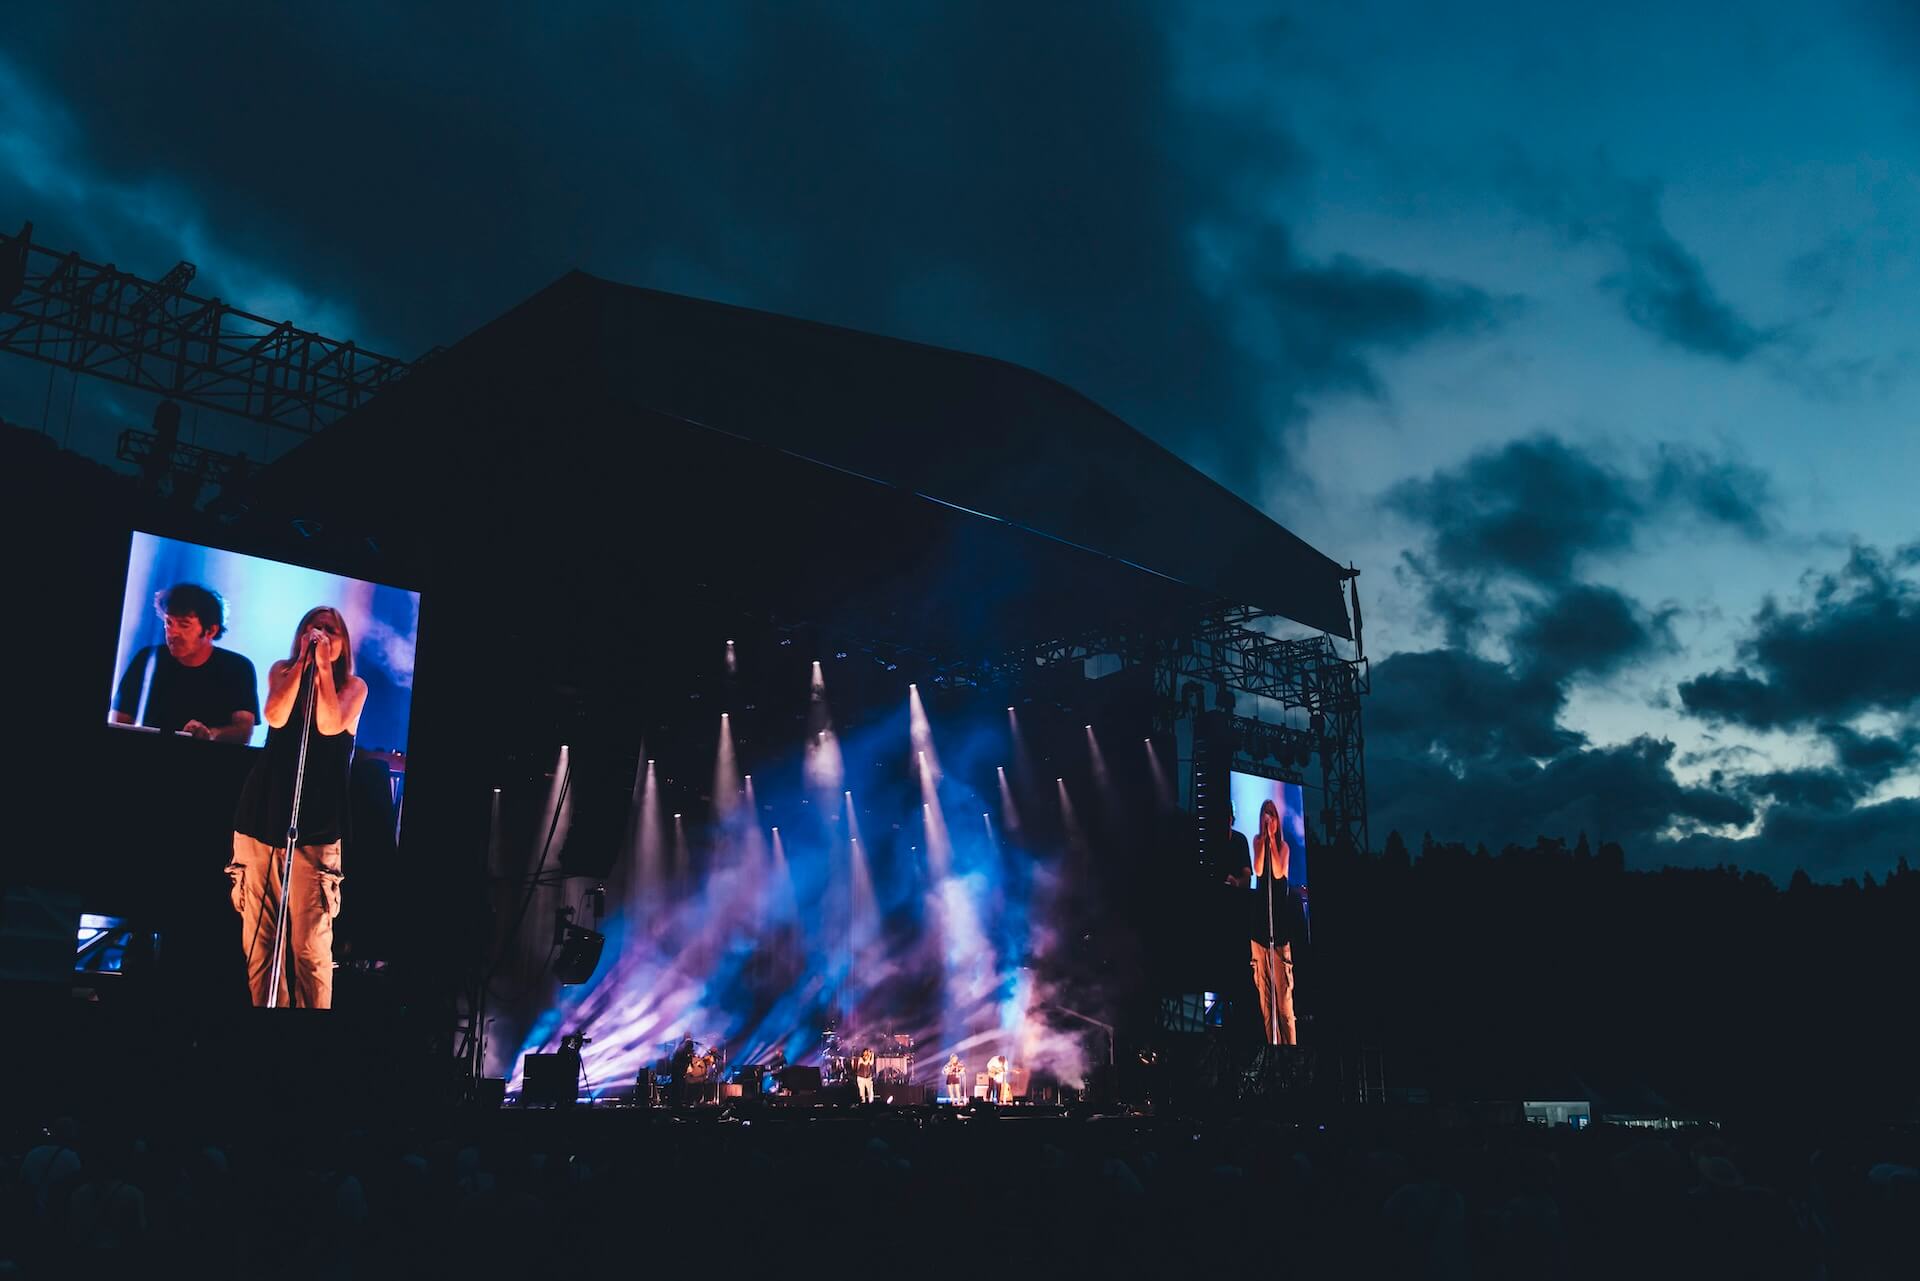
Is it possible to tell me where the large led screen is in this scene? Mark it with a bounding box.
[107,530,419,753]
[1228,772,1307,895]
[1228,771,1308,1045]
[104,530,421,1011]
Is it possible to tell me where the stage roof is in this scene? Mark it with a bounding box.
[249,271,1352,639]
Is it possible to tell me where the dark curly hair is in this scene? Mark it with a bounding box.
[152,583,226,639]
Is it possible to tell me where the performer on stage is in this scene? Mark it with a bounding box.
[1230,798,1297,1045]
[944,1053,966,1105]
[854,1047,877,1104]
[669,1035,698,1104]
[226,607,367,1008]
[112,583,258,742]
[986,1053,1010,1104]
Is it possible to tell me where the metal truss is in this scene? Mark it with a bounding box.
[0,221,411,437]
[932,603,1371,854]
[116,427,255,490]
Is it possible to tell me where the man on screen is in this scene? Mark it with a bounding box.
[110,584,258,743]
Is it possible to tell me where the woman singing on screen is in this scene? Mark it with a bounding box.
[1249,797,1296,1044]
[226,607,367,1008]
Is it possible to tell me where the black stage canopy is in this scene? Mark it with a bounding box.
[246,272,1351,645]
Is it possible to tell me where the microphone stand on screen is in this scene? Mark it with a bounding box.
[265,641,321,1009]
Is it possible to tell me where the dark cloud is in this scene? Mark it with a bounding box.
[1740,722,1920,812]
[1386,435,1638,587]
[1826,723,1920,778]
[1366,648,1581,762]
[1368,724,1751,861]
[1248,240,1507,398]
[1646,443,1773,539]
[1364,642,1920,884]
[1384,433,1770,675]
[1665,795,1920,881]
[1606,197,1768,361]
[1372,537,1920,882]
[0,4,1501,494]
[1385,434,1771,594]
[1678,542,1920,730]
[1748,767,1861,812]
[1366,530,1920,885]
[1501,155,1769,361]
[1511,582,1675,681]
[1367,652,1752,863]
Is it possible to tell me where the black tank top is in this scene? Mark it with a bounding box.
[234,685,355,845]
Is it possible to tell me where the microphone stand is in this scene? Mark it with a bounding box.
[266,643,321,1008]
[1262,840,1281,1048]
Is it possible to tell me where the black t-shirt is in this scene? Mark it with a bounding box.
[233,686,356,845]
[113,645,259,737]
[1225,829,1253,883]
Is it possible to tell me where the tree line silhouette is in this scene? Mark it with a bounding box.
[1300,830,1919,1118]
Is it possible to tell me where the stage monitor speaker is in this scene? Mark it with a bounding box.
[477,1077,507,1108]
[777,1065,822,1092]
[523,1051,580,1105]
[553,926,605,985]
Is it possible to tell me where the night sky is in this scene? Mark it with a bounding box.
[4,3,1915,882]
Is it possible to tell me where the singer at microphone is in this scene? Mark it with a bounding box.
[226,605,371,1009]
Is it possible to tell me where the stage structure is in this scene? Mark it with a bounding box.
[238,270,1372,1098]
[3,225,1368,1104]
